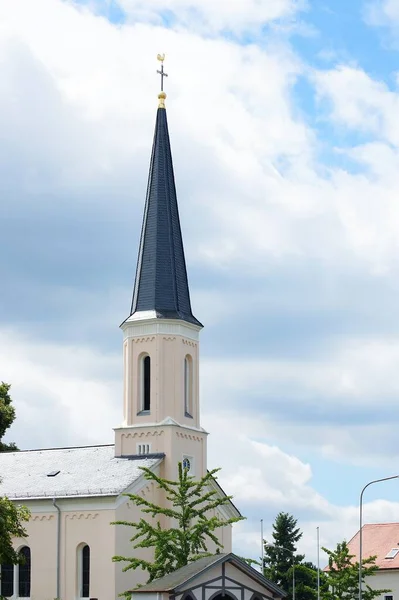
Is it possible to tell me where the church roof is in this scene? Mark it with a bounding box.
[131,553,286,596]
[128,106,202,328]
[0,444,164,500]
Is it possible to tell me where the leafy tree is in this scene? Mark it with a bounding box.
[263,512,305,599]
[295,561,328,600]
[322,541,390,600]
[0,493,30,565]
[0,382,18,452]
[112,463,244,590]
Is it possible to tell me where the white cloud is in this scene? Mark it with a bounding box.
[204,337,399,406]
[204,412,399,563]
[3,0,399,278]
[3,0,399,567]
[201,335,399,467]
[116,0,305,35]
[365,0,399,27]
[0,328,121,448]
[2,327,399,565]
[314,65,399,145]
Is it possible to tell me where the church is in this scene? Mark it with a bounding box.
[0,67,243,599]
[0,60,288,600]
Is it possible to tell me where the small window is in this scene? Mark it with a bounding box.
[385,549,399,559]
[81,545,90,598]
[385,596,394,600]
[1,563,14,597]
[47,470,60,477]
[137,443,151,455]
[184,355,193,417]
[140,355,151,412]
[18,547,31,598]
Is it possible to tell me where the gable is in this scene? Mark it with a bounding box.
[172,561,282,600]
[131,554,285,600]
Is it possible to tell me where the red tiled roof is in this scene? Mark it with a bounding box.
[347,523,399,570]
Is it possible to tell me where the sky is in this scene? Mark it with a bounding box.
[2,0,399,567]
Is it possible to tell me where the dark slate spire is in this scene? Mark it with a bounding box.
[129,102,202,328]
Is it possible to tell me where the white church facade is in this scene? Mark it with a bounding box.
[0,83,241,600]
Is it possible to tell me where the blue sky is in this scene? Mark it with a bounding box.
[2,0,399,564]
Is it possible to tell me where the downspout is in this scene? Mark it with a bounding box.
[53,498,61,599]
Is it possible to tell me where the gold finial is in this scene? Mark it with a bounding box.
[157,53,168,108]
[158,91,167,109]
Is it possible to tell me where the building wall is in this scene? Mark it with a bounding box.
[367,569,399,600]
[15,502,57,600]
[10,497,117,600]
[115,424,207,482]
[61,499,116,600]
[9,474,233,600]
[114,481,161,596]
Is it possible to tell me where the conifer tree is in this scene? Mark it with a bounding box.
[112,463,244,588]
[322,541,390,600]
[263,512,304,598]
[0,382,18,452]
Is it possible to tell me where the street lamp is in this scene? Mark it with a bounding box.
[264,543,296,600]
[359,475,399,600]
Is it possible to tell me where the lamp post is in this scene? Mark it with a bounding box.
[264,543,296,600]
[359,475,399,600]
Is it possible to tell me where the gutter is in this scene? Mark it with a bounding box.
[53,498,61,599]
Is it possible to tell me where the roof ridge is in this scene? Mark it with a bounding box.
[363,522,399,527]
[7,443,114,454]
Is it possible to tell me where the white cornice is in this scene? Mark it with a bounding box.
[15,496,118,512]
[114,419,208,435]
[121,317,201,341]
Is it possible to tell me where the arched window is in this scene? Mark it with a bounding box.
[18,546,31,598]
[79,545,90,598]
[0,563,14,598]
[209,593,238,600]
[140,355,151,412]
[184,355,193,417]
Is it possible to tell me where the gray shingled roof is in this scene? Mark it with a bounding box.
[132,553,286,597]
[129,107,202,327]
[0,445,164,500]
[133,554,223,592]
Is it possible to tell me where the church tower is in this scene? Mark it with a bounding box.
[114,59,207,481]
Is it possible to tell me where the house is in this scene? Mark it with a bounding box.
[130,553,286,600]
[347,523,399,600]
[0,77,241,599]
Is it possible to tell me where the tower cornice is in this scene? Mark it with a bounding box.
[121,316,201,342]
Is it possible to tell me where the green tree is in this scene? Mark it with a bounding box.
[322,541,390,600]
[295,561,328,600]
[263,512,305,599]
[0,382,18,452]
[0,493,30,565]
[112,463,244,591]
